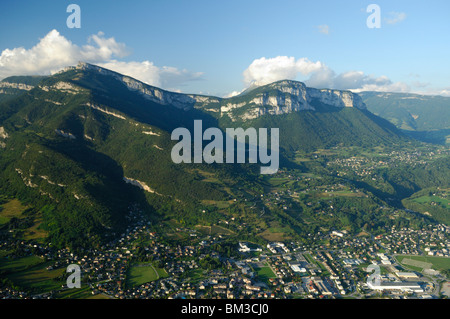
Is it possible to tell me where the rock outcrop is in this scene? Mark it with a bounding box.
[76,62,199,111]
[73,63,366,121]
[219,80,366,121]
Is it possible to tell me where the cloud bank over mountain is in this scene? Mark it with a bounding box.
[242,56,411,93]
[0,29,203,90]
[1,30,448,97]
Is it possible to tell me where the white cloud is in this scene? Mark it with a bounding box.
[243,56,325,87]
[439,89,450,97]
[385,12,407,25]
[0,29,129,78]
[98,60,203,89]
[411,87,450,97]
[241,55,411,93]
[224,90,245,98]
[350,81,410,93]
[333,73,410,93]
[317,25,330,35]
[0,29,203,90]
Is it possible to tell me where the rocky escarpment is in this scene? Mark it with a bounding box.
[75,62,220,111]
[0,126,8,148]
[218,80,367,121]
[68,63,366,121]
[0,76,47,100]
[0,82,34,91]
[307,87,366,109]
[0,81,34,99]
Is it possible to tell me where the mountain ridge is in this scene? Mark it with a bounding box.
[0,62,415,248]
[0,62,368,122]
[360,91,450,145]
[60,62,367,120]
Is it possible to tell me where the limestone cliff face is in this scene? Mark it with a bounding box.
[307,87,366,109]
[77,62,205,111]
[0,81,34,97]
[219,80,367,121]
[0,82,34,91]
[221,81,313,121]
[74,63,366,121]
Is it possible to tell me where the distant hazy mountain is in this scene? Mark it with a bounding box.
[360,91,450,144]
[0,63,411,248]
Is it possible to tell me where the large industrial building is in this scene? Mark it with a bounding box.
[367,281,423,293]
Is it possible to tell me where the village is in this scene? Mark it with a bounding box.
[1,144,449,300]
[1,212,449,300]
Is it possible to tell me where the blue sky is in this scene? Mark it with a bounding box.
[0,0,449,96]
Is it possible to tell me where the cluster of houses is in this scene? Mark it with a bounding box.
[327,147,448,178]
[377,224,450,256]
[1,201,449,300]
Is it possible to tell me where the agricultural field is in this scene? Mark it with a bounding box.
[23,217,47,241]
[55,285,93,299]
[0,255,43,273]
[0,255,65,294]
[259,229,289,242]
[252,262,276,283]
[196,224,235,236]
[264,176,299,193]
[126,263,168,287]
[0,198,47,241]
[412,196,450,209]
[0,199,28,225]
[396,255,450,272]
[201,199,233,209]
[316,189,366,199]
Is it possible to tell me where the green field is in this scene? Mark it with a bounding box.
[183,268,205,283]
[126,263,168,287]
[0,216,9,224]
[56,285,94,299]
[0,255,66,293]
[196,224,235,236]
[265,177,297,192]
[318,190,365,199]
[253,263,276,283]
[412,196,450,209]
[397,255,450,272]
[7,266,65,293]
[0,199,28,225]
[0,198,47,241]
[201,200,233,209]
[0,255,43,272]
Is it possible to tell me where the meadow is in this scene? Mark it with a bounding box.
[126,263,168,287]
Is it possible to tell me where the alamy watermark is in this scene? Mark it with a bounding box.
[366,4,381,28]
[171,120,279,174]
[66,4,81,29]
[66,264,81,288]
[366,264,381,287]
